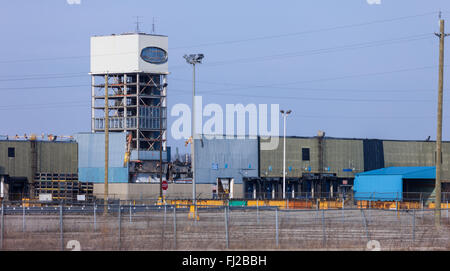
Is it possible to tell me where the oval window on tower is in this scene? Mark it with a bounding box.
[140,47,168,64]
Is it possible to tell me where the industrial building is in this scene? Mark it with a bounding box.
[1,130,449,202]
[194,137,259,199]
[193,134,450,200]
[90,32,169,188]
[1,29,449,204]
[353,167,436,202]
[0,137,78,201]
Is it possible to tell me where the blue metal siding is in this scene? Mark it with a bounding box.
[354,175,403,201]
[74,132,126,168]
[74,133,128,183]
[79,167,128,183]
[353,167,435,201]
[194,137,259,184]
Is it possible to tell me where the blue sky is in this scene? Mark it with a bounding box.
[0,0,450,154]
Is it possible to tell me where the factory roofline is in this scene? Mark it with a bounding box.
[196,134,450,143]
[281,135,448,143]
[0,139,75,143]
[91,32,168,38]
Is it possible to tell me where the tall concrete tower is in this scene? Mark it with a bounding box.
[90,33,169,182]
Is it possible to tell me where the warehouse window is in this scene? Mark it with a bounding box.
[302,148,310,161]
[8,147,15,158]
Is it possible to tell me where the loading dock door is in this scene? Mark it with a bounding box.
[217,178,234,199]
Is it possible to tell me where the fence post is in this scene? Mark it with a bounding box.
[447,200,448,223]
[22,204,25,232]
[164,204,167,226]
[1,202,4,250]
[256,199,259,224]
[59,204,64,251]
[94,202,97,232]
[275,208,279,248]
[421,200,424,219]
[322,209,326,248]
[173,206,177,250]
[129,204,132,223]
[361,209,369,241]
[118,203,121,250]
[412,209,416,243]
[224,206,229,249]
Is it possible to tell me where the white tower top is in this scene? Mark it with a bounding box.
[90,33,168,75]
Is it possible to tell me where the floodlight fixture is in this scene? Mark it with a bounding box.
[184,54,204,65]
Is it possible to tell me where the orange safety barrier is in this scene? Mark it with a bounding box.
[428,202,450,209]
[247,200,265,207]
[318,200,343,210]
[267,200,287,209]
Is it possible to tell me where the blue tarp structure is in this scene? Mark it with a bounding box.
[353,167,435,201]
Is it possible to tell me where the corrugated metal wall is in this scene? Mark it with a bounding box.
[383,141,450,180]
[38,142,78,174]
[194,137,258,184]
[74,133,128,183]
[0,140,78,182]
[259,137,364,178]
[323,138,364,178]
[260,137,316,178]
[0,141,34,180]
[363,139,384,171]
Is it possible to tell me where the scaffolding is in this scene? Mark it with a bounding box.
[91,73,167,154]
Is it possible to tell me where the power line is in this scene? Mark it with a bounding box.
[170,84,436,94]
[0,74,88,82]
[0,101,87,110]
[171,65,444,95]
[180,91,444,103]
[0,12,436,65]
[0,84,89,91]
[0,72,86,79]
[0,64,441,98]
[0,104,89,111]
[170,11,437,49]
[198,34,432,67]
[295,114,447,120]
[8,34,429,76]
[0,32,435,78]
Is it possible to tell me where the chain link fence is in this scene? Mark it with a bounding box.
[0,202,449,251]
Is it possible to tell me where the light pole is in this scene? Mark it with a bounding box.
[280,109,292,199]
[183,54,204,207]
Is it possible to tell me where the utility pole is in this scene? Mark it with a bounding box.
[159,100,163,199]
[435,17,449,227]
[104,74,109,215]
